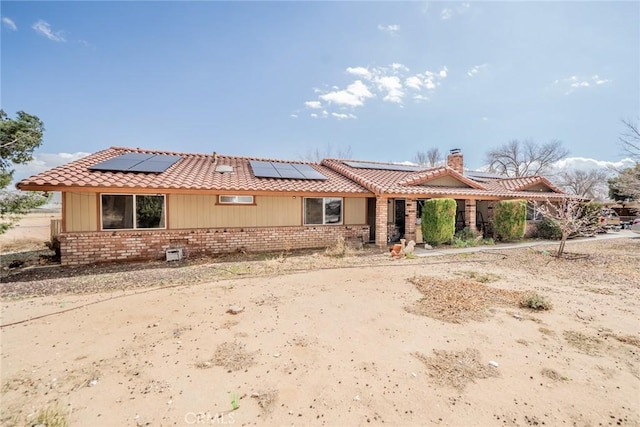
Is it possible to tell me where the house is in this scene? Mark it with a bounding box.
[16,147,566,265]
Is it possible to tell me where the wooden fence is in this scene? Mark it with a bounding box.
[50,219,62,240]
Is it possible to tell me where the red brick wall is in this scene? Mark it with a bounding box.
[59,225,370,265]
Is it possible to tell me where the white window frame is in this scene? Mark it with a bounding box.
[303,197,343,225]
[218,195,254,205]
[100,193,167,230]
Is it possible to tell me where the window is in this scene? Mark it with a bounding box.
[101,194,166,230]
[526,200,544,221]
[218,195,254,204]
[304,197,342,225]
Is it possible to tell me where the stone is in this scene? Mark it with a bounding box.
[227,306,244,315]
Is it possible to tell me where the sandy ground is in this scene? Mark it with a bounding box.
[0,210,61,254]
[1,218,639,426]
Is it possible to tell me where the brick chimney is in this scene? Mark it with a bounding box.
[446,149,464,174]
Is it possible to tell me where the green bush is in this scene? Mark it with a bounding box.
[520,293,552,311]
[454,226,479,241]
[421,198,456,246]
[493,200,526,241]
[535,218,562,240]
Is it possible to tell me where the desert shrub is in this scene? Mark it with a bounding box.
[535,218,562,240]
[520,293,552,311]
[455,226,479,241]
[421,198,456,246]
[493,200,526,241]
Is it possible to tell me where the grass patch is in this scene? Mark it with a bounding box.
[324,237,356,258]
[412,348,499,391]
[520,293,552,311]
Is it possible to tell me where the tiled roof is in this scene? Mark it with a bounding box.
[482,176,565,194]
[16,147,372,195]
[321,159,566,200]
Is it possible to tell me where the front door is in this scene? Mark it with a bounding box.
[394,199,405,241]
[367,198,376,242]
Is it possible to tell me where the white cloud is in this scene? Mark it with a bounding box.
[11,152,91,185]
[377,24,400,36]
[440,8,454,20]
[376,76,404,104]
[441,3,470,20]
[554,74,611,95]
[346,67,372,80]
[467,63,488,77]
[305,63,448,119]
[331,113,357,120]
[551,156,634,172]
[304,101,322,109]
[290,114,298,119]
[319,80,374,107]
[2,17,17,31]
[32,19,66,42]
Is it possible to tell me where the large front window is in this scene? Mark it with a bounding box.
[101,194,166,230]
[304,197,342,225]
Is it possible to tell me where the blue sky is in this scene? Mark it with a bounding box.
[1,1,639,178]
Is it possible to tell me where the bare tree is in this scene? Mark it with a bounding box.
[413,147,442,167]
[300,143,353,162]
[620,118,640,160]
[486,139,569,177]
[556,169,610,200]
[535,198,600,257]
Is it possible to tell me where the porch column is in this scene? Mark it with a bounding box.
[405,198,417,242]
[464,199,477,232]
[375,196,388,248]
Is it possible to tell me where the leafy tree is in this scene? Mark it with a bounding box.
[608,119,640,201]
[413,147,442,167]
[0,110,49,233]
[486,139,568,177]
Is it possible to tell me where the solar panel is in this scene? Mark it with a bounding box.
[344,161,423,172]
[89,154,181,173]
[249,161,327,180]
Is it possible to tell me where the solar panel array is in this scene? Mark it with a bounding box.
[344,161,424,172]
[89,153,182,173]
[249,161,327,180]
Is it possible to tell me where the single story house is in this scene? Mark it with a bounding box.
[16,147,566,265]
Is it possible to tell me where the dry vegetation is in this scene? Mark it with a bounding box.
[411,348,500,391]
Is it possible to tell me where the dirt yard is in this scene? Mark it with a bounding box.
[1,217,639,426]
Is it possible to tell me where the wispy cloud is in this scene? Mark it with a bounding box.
[302,63,448,119]
[440,3,470,21]
[467,63,488,77]
[554,74,611,95]
[2,17,17,31]
[377,24,400,36]
[32,19,66,42]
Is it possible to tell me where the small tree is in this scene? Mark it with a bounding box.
[493,200,527,241]
[0,110,49,233]
[535,198,601,257]
[421,198,456,245]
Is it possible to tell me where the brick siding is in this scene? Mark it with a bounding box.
[59,225,370,265]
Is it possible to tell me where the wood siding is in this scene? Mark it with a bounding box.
[420,175,470,188]
[63,192,368,231]
[65,192,98,232]
[344,197,366,225]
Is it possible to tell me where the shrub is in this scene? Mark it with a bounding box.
[520,293,552,311]
[421,198,456,246]
[455,226,479,241]
[535,218,562,240]
[493,200,526,241]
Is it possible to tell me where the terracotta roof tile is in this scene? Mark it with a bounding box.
[17,147,372,195]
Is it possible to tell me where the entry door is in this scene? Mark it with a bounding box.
[367,198,376,242]
[394,199,405,240]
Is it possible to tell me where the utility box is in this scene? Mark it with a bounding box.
[166,248,183,262]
